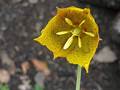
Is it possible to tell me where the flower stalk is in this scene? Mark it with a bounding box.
[76,65,81,90]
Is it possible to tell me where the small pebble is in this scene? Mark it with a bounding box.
[28,0,38,4]
[12,0,22,3]
[0,69,10,83]
[111,13,120,44]
[0,24,7,31]
[34,72,45,87]
[94,46,117,63]
[19,75,32,90]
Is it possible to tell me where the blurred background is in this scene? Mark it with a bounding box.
[0,0,120,90]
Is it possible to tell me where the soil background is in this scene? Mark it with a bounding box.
[0,0,120,90]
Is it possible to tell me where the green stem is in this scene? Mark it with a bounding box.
[76,65,81,90]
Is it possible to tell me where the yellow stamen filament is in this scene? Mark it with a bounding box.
[83,31,95,37]
[63,35,74,50]
[79,20,85,27]
[78,37,82,48]
[65,18,73,26]
[56,31,71,35]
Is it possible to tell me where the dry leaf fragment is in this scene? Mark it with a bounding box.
[31,59,50,76]
[21,61,30,74]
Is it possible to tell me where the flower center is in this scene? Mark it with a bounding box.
[56,18,95,50]
[72,27,81,36]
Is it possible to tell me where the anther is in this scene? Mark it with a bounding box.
[63,35,74,50]
[83,31,95,37]
[78,37,82,48]
[65,18,73,26]
[56,31,71,35]
[79,20,86,27]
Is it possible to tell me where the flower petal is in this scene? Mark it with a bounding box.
[34,15,73,58]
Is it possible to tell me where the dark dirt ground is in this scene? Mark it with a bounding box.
[0,0,120,90]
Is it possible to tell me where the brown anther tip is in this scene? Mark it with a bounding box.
[56,6,60,9]
[56,7,61,11]
[99,38,102,41]
[56,7,62,13]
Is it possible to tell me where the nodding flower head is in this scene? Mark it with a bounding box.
[34,6,99,73]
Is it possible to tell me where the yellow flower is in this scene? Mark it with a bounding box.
[34,6,99,73]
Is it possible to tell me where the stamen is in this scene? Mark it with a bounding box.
[79,20,85,27]
[78,37,82,48]
[65,18,73,26]
[83,31,95,37]
[56,31,71,35]
[63,35,74,50]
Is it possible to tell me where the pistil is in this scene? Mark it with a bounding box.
[72,28,81,36]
